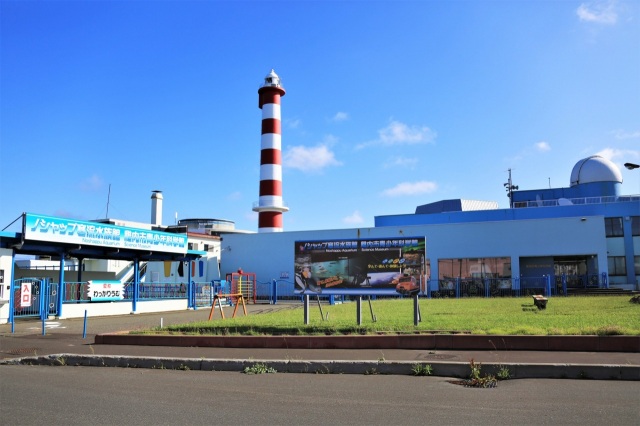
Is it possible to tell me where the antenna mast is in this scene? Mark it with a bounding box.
[503,169,518,208]
[106,184,111,218]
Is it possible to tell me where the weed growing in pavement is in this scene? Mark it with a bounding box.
[243,363,277,374]
[448,359,498,388]
[496,365,511,380]
[411,363,434,376]
[315,365,330,374]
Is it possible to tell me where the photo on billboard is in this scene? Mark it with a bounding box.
[294,237,426,295]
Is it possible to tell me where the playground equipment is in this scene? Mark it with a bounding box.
[225,269,257,304]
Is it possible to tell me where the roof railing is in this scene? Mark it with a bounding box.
[513,194,639,209]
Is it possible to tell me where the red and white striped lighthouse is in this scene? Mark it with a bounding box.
[253,69,288,233]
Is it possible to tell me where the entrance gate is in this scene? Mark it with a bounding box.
[11,278,59,321]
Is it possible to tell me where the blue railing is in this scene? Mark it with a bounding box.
[34,272,611,316]
[192,280,230,308]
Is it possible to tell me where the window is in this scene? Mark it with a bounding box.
[438,257,511,279]
[631,216,640,237]
[604,217,623,237]
[635,256,640,275]
[607,256,626,276]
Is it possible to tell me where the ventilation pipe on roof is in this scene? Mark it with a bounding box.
[151,190,163,226]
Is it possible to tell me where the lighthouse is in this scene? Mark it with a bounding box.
[253,69,289,232]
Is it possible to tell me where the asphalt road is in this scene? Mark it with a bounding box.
[2,365,639,425]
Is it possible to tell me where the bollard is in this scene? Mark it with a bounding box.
[83,310,88,339]
[160,317,163,328]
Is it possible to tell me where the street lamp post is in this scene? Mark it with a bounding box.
[624,163,640,194]
[624,163,639,290]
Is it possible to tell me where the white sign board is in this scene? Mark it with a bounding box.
[20,283,32,307]
[87,280,124,302]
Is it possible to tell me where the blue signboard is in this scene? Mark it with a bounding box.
[23,213,187,254]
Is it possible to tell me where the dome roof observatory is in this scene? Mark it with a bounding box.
[570,155,623,187]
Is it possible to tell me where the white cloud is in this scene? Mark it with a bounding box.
[577,1,618,24]
[343,210,364,224]
[283,144,342,172]
[357,120,436,149]
[381,181,438,197]
[379,120,436,145]
[227,191,242,201]
[612,129,640,140]
[286,118,301,129]
[79,174,104,192]
[383,156,419,169]
[507,141,551,162]
[331,112,349,122]
[595,147,640,164]
[535,141,551,152]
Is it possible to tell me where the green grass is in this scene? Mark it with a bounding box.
[155,296,640,336]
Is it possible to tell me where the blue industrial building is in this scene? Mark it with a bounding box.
[220,155,639,296]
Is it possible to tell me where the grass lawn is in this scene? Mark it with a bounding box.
[159,296,640,336]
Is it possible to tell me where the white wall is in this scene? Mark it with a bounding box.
[220,216,608,287]
[0,248,13,301]
[59,299,188,319]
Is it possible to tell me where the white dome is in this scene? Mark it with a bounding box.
[570,155,622,187]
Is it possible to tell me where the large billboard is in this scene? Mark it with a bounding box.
[23,213,188,254]
[294,237,426,295]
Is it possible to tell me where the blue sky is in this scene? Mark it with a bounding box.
[1,0,639,233]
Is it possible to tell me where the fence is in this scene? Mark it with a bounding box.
[428,273,607,298]
[10,272,611,323]
[10,278,59,321]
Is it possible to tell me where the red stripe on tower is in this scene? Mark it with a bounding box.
[253,69,288,233]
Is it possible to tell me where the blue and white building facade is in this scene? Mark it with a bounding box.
[220,156,639,295]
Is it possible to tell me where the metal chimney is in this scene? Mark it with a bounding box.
[151,190,163,226]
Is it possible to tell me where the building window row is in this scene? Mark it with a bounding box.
[605,216,640,237]
[438,257,511,280]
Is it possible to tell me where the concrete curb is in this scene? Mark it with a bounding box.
[2,354,638,381]
[95,333,640,352]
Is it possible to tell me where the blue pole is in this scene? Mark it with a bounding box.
[41,281,47,335]
[133,260,139,312]
[546,275,552,297]
[272,279,277,305]
[40,279,47,321]
[9,251,16,331]
[57,255,65,317]
[187,261,193,309]
[83,310,87,339]
[191,281,196,310]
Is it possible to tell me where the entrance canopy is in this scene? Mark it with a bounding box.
[0,213,205,262]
